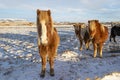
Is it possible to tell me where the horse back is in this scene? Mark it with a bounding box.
[115,27,120,36]
[95,25,108,43]
[110,26,120,36]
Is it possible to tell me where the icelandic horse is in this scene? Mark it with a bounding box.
[110,25,120,42]
[73,23,90,51]
[88,20,108,58]
[36,9,60,77]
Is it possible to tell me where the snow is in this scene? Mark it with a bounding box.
[0,26,120,80]
[0,18,27,22]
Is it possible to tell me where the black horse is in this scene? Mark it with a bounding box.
[110,25,120,42]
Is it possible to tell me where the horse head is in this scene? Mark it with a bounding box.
[37,9,53,45]
[88,20,99,39]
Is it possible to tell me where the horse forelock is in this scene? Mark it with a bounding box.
[89,21,96,32]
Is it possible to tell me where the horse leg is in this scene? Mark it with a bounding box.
[49,57,55,76]
[99,43,103,58]
[93,43,97,58]
[79,40,83,51]
[40,56,47,77]
[113,36,116,43]
[97,44,99,55]
[88,40,91,50]
[39,45,47,78]
[109,35,112,42]
[48,48,55,76]
[85,41,90,50]
[85,42,88,50]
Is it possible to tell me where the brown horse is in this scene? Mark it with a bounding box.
[37,9,60,77]
[88,20,108,58]
[73,23,90,50]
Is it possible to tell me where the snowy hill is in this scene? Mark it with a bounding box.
[0,18,34,26]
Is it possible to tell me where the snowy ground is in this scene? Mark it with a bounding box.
[0,26,120,80]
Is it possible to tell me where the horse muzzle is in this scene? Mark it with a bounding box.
[40,38,48,45]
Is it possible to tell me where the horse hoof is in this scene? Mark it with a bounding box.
[40,73,45,78]
[50,69,55,76]
[79,48,82,51]
[100,56,102,58]
[50,73,55,76]
[86,48,89,50]
[40,70,45,78]
[93,56,96,58]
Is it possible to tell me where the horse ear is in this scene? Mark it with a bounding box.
[37,9,40,15]
[48,10,51,16]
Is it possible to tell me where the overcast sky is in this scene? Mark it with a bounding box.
[0,0,120,22]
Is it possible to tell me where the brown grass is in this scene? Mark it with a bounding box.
[0,21,35,26]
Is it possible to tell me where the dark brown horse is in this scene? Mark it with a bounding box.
[73,23,90,50]
[37,9,60,77]
[88,20,108,58]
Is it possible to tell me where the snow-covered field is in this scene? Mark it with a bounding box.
[0,26,120,80]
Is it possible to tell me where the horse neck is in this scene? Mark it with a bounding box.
[80,26,86,32]
[49,17,54,34]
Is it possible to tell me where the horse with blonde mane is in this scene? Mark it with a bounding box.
[73,23,90,50]
[37,9,60,77]
[88,20,108,58]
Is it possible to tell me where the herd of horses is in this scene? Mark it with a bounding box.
[36,9,120,77]
[74,20,109,58]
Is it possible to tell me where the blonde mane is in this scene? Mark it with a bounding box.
[89,20,96,31]
[89,20,105,33]
[96,21,105,33]
[100,24,105,33]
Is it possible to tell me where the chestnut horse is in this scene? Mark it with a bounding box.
[73,23,90,50]
[37,9,60,77]
[88,20,108,58]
